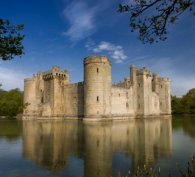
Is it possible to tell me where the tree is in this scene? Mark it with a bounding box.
[171,95,182,114]
[0,88,24,117]
[0,19,24,60]
[171,88,195,114]
[181,88,195,114]
[118,0,195,44]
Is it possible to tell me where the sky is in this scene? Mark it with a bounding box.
[0,0,195,96]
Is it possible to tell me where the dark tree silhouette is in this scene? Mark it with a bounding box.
[0,19,24,60]
[118,0,195,44]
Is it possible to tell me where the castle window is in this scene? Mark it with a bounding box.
[97,139,99,147]
[41,97,44,103]
[161,85,163,88]
[138,104,141,109]
[126,92,128,98]
[40,90,44,103]
[138,83,141,87]
[97,68,99,73]
[126,102,129,108]
[119,93,120,97]
[97,96,99,102]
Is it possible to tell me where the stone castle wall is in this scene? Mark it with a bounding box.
[63,82,84,117]
[23,56,171,120]
[111,86,135,117]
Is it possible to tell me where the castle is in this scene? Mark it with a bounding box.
[23,56,171,119]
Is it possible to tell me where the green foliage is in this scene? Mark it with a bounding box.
[0,19,24,60]
[118,0,195,44]
[181,89,195,114]
[171,89,195,114]
[0,88,24,117]
[171,95,182,114]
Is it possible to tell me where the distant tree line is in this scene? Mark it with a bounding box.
[172,88,195,114]
[0,87,24,117]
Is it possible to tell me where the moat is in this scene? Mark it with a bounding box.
[0,115,195,177]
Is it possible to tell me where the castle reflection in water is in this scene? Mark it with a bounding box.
[22,117,172,177]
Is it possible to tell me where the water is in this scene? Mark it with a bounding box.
[0,116,195,177]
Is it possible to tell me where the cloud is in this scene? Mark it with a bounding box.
[62,1,96,40]
[86,41,127,63]
[0,67,30,91]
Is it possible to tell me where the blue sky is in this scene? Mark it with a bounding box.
[0,0,195,96]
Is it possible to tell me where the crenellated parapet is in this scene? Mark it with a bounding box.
[84,55,111,66]
[137,67,152,77]
[158,77,170,82]
[42,66,69,81]
[112,77,131,89]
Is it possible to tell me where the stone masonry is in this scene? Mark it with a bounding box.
[23,56,171,119]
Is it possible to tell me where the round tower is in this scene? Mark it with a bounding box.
[84,56,112,118]
[23,78,37,116]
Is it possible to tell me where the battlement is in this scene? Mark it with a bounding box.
[113,77,131,89]
[137,67,152,76]
[31,72,42,78]
[42,66,69,81]
[84,55,111,65]
[158,77,170,82]
[52,66,60,71]
[153,73,158,77]
[65,82,84,88]
[112,82,125,88]
[42,73,54,80]
[130,64,136,68]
